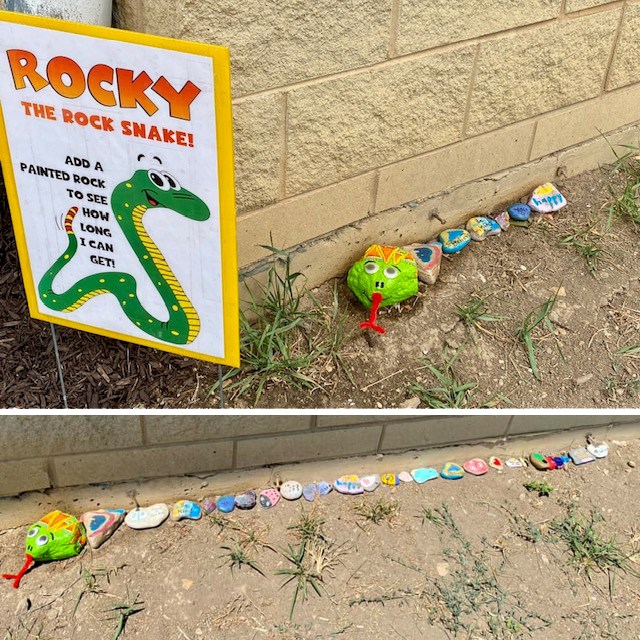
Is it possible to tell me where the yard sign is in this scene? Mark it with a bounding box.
[0,11,239,366]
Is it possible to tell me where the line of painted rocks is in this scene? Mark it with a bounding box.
[406,183,566,284]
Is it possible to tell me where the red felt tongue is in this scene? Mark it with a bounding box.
[360,292,386,334]
[2,554,34,589]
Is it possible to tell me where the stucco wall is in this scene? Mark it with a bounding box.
[1,414,638,496]
[108,0,640,290]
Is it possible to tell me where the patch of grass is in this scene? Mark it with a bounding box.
[287,508,327,543]
[509,513,546,544]
[211,245,353,405]
[604,366,640,400]
[455,294,505,329]
[354,497,398,525]
[219,542,266,576]
[276,542,324,620]
[558,223,608,275]
[409,344,478,409]
[605,143,640,228]
[106,591,144,640]
[524,479,554,497]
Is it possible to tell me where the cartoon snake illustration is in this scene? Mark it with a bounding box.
[38,168,210,345]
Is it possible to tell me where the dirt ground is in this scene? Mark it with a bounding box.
[3,162,640,408]
[1,437,639,640]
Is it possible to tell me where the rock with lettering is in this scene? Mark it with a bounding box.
[234,490,257,510]
[280,481,303,501]
[405,242,443,284]
[82,509,126,549]
[439,229,471,254]
[466,217,500,241]
[507,203,531,222]
[334,475,364,495]
[528,183,567,213]
[171,500,202,521]
[124,504,169,530]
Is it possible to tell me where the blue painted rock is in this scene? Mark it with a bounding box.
[552,456,566,469]
[528,183,567,213]
[411,468,439,484]
[125,504,169,530]
[303,483,318,502]
[569,447,595,465]
[439,229,471,254]
[259,488,280,509]
[317,481,333,497]
[493,211,510,231]
[201,497,217,514]
[587,443,608,458]
[360,474,381,492]
[171,500,202,521]
[463,458,489,476]
[466,217,500,241]
[235,490,257,510]
[334,475,364,495]
[398,471,413,483]
[81,509,126,549]
[216,495,236,513]
[507,203,531,221]
[406,242,443,284]
[440,463,465,480]
[280,480,303,501]
[381,473,400,486]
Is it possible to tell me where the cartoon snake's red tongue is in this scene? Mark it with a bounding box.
[360,292,386,334]
[147,195,158,206]
[2,554,34,589]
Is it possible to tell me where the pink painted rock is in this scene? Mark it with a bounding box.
[259,488,281,509]
[463,458,489,476]
[398,471,413,483]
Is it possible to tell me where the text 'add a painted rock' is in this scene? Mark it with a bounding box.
[216,496,236,513]
[360,474,381,492]
[507,203,531,221]
[411,468,439,484]
[406,242,442,284]
[303,484,318,502]
[463,458,489,476]
[235,490,257,510]
[201,498,217,514]
[493,211,510,231]
[171,500,202,521]
[439,229,471,254]
[569,447,596,465]
[334,475,364,495]
[381,473,400,486]
[280,481,303,501]
[441,463,464,479]
[528,183,567,213]
[125,504,169,530]
[259,488,281,509]
[587,443,609,458]
[82,509,126,549]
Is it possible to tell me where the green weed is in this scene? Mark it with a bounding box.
[604,143,640,228]
[219,542,266,576]
[524,479,554,497]
[354,498,398,525]
[287,508,327,543]
[558,223,608,275]
[455,294,505,329]
[106,591,144,640]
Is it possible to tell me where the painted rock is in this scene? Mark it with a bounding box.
[406,242,443,285]
[488,457,504,471]
[463,458,489,476]
[528,183,567,213]
[507,203,531,221]
[316,481,333,497]
[587,443,608,459]
[439,229,471,254]
[466,217,500,241]
[360,474,381,492]
[569,447,596,465]
[201,498,217,515]
[216,496,235,513]
[493,211,511,231]
[81,509,126,550]
[398,471,413,483]
[259,488,280,509]
[171,500,202,522]
[559,454,571,465]
[381,473,400,486]
[441,463,464,480]
[334,475,364,495]
[125,504,169,530]
[280,481,303,501]
[235,490,257,510]
[545,456,558,471]
[505,457,527,469]
[411,468,439,484]
[530,453,550,471]
[24,512,86,563]
[302,484,318,502]
[552,456,566,469]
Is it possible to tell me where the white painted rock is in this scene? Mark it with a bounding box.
[280,480,303,501]
[334,475,364,495]
[587,443,608,459]
[360,474,381,492]
[398,471,413,483]
[124,504,169,530]
[528,183,567,213]
[82,509,126,549]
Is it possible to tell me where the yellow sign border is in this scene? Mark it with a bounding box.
[0,10,240,367]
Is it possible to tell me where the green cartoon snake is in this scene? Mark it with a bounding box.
[38,168,210,345]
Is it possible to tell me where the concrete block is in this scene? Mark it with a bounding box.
[397,0,561,54]
[286,46,476,195]
[565,0,618,12]
[0,415,143,462]
[608,3,640,90]
[0,458,50,497]
[467,11,619,136]
[508,415,619,436]
[236,426,382,468]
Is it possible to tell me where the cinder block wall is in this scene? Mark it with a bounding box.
[109,0,640,290]
[1,414,638,496]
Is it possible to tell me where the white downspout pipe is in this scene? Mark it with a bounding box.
[4,0,112,26]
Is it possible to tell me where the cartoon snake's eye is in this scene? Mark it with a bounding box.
[162,172,181,191]
[384,267,399,279]
[27,527,39,538]
[364,262,379,274]
[36,535,49,547]
[147,170,171,191]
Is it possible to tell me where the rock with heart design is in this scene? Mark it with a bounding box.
[216,496,235,513]
[381,473,400,486]
[439,229,471,254]
[489,457,504,472]
[280,480,303,501]
[81,509,126,549]
[201,498,217,514]
[463,458,489,476]
[303,484,318,502]
[334,475,364,495]
[441,463,464,479]
[411,468,439,484]
[507,203,531,221]
[360,474,381,492]
[171,500,202,521]
[528,183,567,213]
[405,242,443,284]
[259,488,281,509]
[587,443,608,459]
[398,471,413,483]
[235,490,257,510]
[493,211,511,231]
[125,504,169,530]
